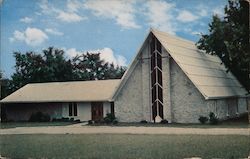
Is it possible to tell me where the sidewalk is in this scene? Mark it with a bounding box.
[1,125,249,135]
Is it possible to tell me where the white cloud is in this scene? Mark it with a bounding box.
[97,48,127,66]
[45,28,64,36]
[65,48,82,57]
[10,27,48,46]
[84,0,140,29]
[212,6,225,17]
[144,0,176,34]
[20,17,33,23]
[65,47,127,66]
[199,9,208,17]
[39,0,86,23]
[67,0,82,12]
[177,10,199,23]
[39,0,54,15]
[56,11,85,22]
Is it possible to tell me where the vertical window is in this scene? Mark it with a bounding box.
[69,103,72,116]
[235,99,238,114]
[111,102,115,116]
[157,53,162,69]
[73,103,77,116]
[156,39,161,53]
[69,102,77,116]
[150,35,163,121]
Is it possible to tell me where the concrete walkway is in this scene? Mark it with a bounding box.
[0,125,249,135]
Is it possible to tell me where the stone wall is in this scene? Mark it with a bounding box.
[114,59,144,122]
[5,103,62,121]
[114,35,248,123]
[170,59,248,123]
[141,41,151,121]
[162,48,172,122]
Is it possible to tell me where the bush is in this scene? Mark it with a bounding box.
[61,117,70,122]
[198,116,208,124]
[88,120,93,125]
[74,119,81,123]
[70,118,74,122]
[29,112,50,122]
[112,119,118,124]
[160,119,168,124]
[140,120,147,124]
[209,112,219,125]
[104,113,116,124]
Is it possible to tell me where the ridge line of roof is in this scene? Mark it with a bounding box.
[25,79,121,85]
[151,29,195,44]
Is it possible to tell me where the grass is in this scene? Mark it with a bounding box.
[1,120,249,129]
[0,122,75,129]
[0,134,249,159]
[90,121,250,128]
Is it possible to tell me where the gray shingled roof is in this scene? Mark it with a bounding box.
[152,29,247,99]
[1,80,120,103]
[112,29,248,100]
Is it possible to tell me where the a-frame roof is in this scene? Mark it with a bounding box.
[112,29,248,100]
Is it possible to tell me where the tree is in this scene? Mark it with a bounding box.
[9,47,74,92]
[72,52,126,80]
[196,0,250,92]
[6,47,127,94]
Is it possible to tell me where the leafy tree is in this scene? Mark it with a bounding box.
[6,47,127,95]
[9,47,74,92]
[196,0,250,92]
[0,70,11,99]
[72,52,126,80]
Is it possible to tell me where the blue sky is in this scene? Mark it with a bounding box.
[0,0,227,78]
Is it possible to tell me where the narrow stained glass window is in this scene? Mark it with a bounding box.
[69,103,72,116]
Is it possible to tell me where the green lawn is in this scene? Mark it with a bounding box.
[0,122,74,129]
[91,122,250,128]
[1,121,249,129]
[0,134,249,159]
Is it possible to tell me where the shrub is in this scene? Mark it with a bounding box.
[160,119,168,124]
[104,113,116,124]
[112,119,118,124]
[88,120,93,125]
[74,119,81,123]
[198,116,208,124]
[70,118,74,122]
[61,117,70,122]
[29,112,50,122]
[140,120,147,124]
[209,112,219,125]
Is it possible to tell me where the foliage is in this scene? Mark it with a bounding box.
[72,52,126,80]
[9,47,74,93]
[88,120,93,125]
[104,113,116,124]
[209,112,219,125]
[160,119,168,124]
[0,70,12,99]
[196,0,250,92]
[198,116,208,124]
[140,120,148,124]
[3,47,127,96]
[29,112,50,122]
[112,119,118,124]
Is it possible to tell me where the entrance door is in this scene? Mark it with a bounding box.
[91,102,103,121]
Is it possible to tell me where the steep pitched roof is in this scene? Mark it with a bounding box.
[1,80,120,103]
[112,29,248,100]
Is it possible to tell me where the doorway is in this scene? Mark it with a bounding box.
[91,102,103,121]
